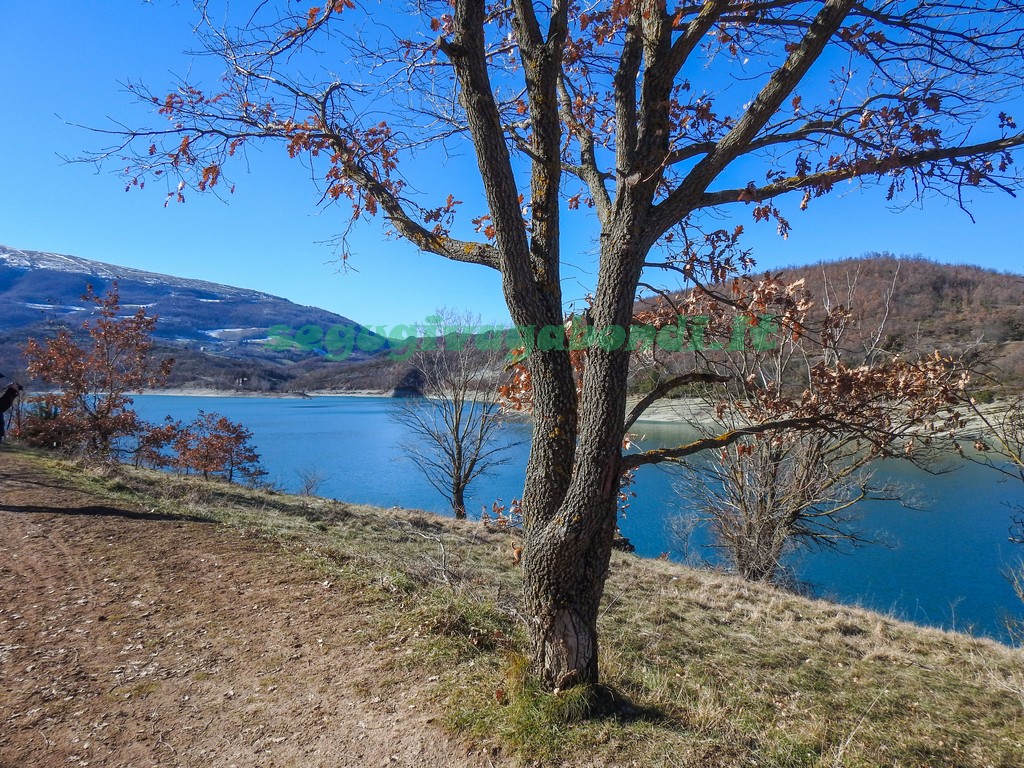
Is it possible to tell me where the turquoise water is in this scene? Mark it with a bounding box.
[131,394,1024,642]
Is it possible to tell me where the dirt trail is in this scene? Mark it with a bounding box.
[0,450,496,768]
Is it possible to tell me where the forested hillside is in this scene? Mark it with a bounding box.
[781,254,1024,390]
[306,253,1024,394]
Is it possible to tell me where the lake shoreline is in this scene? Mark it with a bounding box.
[144,387,390,400]
[144,387,1003,433]
[126,390,1024,641]
[144,387,716,424]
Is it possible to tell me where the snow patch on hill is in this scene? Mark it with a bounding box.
[0,245,275,301]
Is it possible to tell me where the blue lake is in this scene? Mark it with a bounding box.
[132,394,1024,642]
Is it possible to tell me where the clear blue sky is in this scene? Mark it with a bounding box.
[2,1,1022,328]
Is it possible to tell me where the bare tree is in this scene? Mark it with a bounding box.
[99,0,1024,690]
[392,313,517,519]
[959,396,1024,543]
[297,466,329,497]
[959,396,1024,640]
[675,421,892,583]
[670,267,937,584]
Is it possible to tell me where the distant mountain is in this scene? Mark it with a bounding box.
[5,245,1023,395]
[0,244,390,391]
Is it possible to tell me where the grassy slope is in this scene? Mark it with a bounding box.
[29,449,1024,768]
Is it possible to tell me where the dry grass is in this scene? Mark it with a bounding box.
[30,449,1024,767]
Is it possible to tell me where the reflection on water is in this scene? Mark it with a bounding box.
[132,394,1024,642]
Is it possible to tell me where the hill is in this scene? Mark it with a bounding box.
[291,253,1024,396]
[225,253,1024,394]
[631,253,1024,394]
[0,244,389,391]
[4,245,1024,394]
[2,447,1021,767]
[779,254,1024,387]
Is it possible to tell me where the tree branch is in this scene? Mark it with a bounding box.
[697,134,1024,208]
[557,75,613,225]
[330,144,502,269]
[624,372,730,432]
[649,0,855,242]
[439,0,538,302]
[622,415,826,469]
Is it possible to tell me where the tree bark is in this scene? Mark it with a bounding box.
[452,483,467,519]
[523,490,618,688]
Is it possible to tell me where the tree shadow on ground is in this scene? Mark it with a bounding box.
[588,684,669,724]
[0,503,214,524]
[0,477,78,493]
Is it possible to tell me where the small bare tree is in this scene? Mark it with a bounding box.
[959,394,1024,637]
[669,267,947,584]
[296,466,329,496]
[391,313,516,519]
[675,423,893,583]
[957,394,1024,537]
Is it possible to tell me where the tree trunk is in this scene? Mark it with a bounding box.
[452,483,467,519]
[520,239,644,690]
[523,491,618,689]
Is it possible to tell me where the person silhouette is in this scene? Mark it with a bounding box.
[0,380,23,442]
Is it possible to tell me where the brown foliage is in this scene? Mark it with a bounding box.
[133,416,184,469]
[20,284,173,457]
[172,411,266,483]
[18,285,265,486]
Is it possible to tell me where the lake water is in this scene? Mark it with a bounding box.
[132,394,1024,642]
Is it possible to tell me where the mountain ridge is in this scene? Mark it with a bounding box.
[0,244,388,391]
[0,245,279,301]
[4,245,1024,393]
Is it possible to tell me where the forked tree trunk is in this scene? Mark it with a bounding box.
[518,245,643,689]
[521,340,634,689]
[523,491,618,688]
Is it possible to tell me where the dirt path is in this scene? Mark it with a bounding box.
[0,451,496,768]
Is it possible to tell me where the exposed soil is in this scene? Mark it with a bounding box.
[0,450,497,768]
